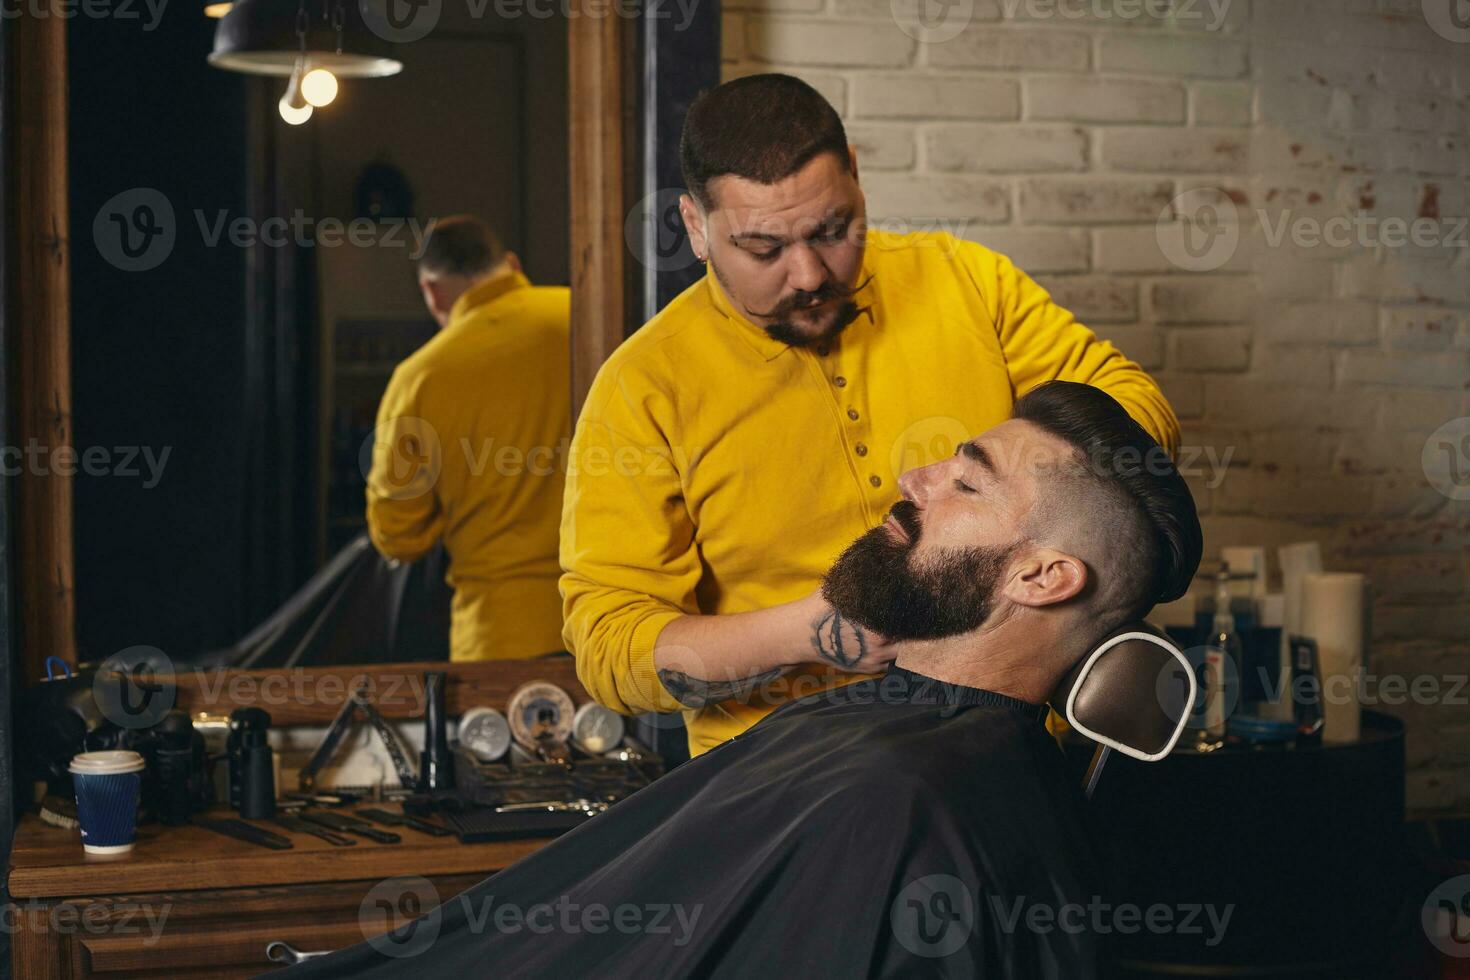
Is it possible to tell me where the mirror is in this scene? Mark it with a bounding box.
[62,3,576,668]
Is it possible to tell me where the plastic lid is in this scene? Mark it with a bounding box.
[69,750,146,775]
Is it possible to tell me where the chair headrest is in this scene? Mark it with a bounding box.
[1055,621,1195,762]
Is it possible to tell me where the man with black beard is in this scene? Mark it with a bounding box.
[280,382,1201,980]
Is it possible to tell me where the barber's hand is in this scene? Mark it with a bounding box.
[802,595,899,675]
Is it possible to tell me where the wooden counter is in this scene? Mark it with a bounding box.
[8,805,557,978]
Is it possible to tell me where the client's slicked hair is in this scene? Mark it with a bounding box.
[680,73,850,210]
[418,215,504,279]
[1013,381,1202,623]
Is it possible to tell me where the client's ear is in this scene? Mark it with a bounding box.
[1003,548,1087,608]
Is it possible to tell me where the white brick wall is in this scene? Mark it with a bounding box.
[926,125,1088,172]
[849,74,1019,118]
[723,0,1470,811]
[1029,76,1187,122]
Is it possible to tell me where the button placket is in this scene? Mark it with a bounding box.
[819,352,883,498]
[842,376,881,488]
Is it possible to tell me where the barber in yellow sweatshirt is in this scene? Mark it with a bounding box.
[561,74,1180,756]
[368,215,569,661]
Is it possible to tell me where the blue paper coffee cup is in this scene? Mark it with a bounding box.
[70,750,146,854]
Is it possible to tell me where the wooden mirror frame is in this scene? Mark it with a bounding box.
[6,8,634,692]
[10,12,76,686]
[568,12,636,424]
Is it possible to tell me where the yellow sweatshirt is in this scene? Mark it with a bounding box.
[560,230,1179,755]
[367,271,570,661]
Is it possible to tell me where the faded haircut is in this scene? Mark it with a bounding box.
[417,215,504,279]
[1013,381,1202,627]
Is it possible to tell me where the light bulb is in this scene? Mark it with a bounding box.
[278,64,312,124]
[301,68,338,108]
[278,93,312,125]
[283,65,309,108]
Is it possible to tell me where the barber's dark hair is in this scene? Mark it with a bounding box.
[417,215,504,278]
[679,73,850,210]
[1013,381,1202,615]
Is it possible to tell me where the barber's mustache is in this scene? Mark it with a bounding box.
[884,499,924,546]
[747,274,873,320]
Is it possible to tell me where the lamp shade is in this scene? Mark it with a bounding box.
[208,0,403,78]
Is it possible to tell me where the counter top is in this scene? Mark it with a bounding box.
[9,805,554,899]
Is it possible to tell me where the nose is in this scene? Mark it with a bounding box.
[897,457,947,504]
[785,244,828,295]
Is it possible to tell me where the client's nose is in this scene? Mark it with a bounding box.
[897,458,943,503]
[896,466,921,503]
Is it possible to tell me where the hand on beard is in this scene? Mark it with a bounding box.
[804,589,901,674]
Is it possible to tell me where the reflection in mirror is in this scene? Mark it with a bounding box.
[69,1,569,668]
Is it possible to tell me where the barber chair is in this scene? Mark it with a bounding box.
[1053,621,1196,798]
[196,534,452,669]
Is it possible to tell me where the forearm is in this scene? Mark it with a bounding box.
[653,593,833,708]
[365,497,442,562]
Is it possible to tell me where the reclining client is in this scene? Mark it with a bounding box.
[280,380,1203,979]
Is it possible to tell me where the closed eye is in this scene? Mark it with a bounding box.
[954,480,977,494]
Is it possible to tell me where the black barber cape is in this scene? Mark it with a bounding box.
[277,666,1103,979]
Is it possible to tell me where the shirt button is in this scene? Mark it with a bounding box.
[855,443,868,457]
[869,475,882,488]
[833,376,847,388]
[847,409,859,421]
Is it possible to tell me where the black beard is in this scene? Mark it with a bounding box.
[821,501,1020,641]
[762,300,860,348]
[709,260,870,349]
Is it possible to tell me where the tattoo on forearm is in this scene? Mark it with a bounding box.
[657,667,783,708]
[811,609,867,668]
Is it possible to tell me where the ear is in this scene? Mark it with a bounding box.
[426,280,452,310]
[501,251,522,274]
[847,143,860,184]
[423,279,459,322]
[1002,548,1087,609]
[678,193,708,263]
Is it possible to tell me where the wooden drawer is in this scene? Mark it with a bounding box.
[16,875,486,980]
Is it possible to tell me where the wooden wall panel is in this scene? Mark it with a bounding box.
[567,10,630,419]
[10,11,77,677]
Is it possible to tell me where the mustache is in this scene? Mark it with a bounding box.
[746,274,874,320]
[886,499,924,545]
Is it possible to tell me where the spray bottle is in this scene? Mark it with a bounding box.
[1200,566,1240,743]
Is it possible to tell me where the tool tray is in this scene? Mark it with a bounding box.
[420,749,664,842]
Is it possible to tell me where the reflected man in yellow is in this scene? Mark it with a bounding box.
[367,215,569,660]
